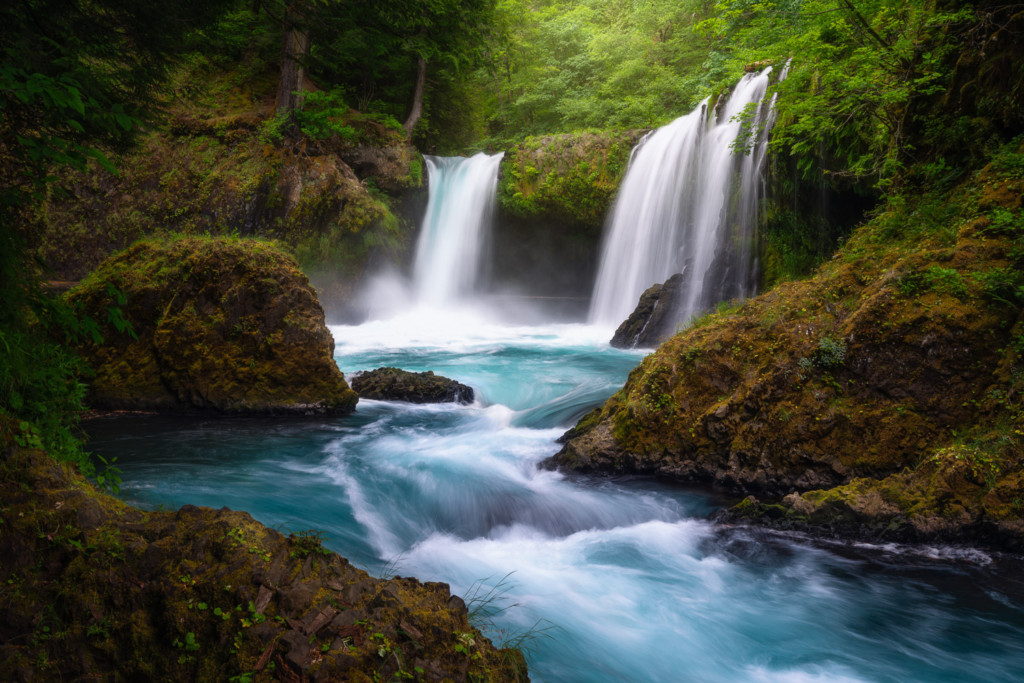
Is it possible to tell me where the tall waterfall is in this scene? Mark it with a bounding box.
[413,153,504,306]
[589,68,778,326]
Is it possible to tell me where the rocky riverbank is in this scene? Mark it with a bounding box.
[0,418,525,681]
[548,145,1024,549]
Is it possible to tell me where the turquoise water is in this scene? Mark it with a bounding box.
[88,307,1024,682]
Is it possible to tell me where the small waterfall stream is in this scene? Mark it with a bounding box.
[589,68,777,327]
[413,153,504,306]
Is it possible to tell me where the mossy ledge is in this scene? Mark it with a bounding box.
[546,145,1024,549]
[497,130,646,231]
[0,418,526,681]
[32,60,425,319]
[67,236,358,415]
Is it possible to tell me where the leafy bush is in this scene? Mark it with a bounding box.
[974,268,1024,307]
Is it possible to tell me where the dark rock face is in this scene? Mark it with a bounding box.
[610,273,686,348]
[352,367,474,404]
[67,237,358,415]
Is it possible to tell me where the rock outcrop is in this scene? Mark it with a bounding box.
[67,237,358,415]
[352,367,475,404]
[546,150,1024,548]
[498,130,646,230]
[610,273,686,348]
[0,418,525,681]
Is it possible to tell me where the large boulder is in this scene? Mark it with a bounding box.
[351,367,474,404]
[67,237,358,415]
[610,273,686,348]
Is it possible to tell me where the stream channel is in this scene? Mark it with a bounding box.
[88,305,1024,682]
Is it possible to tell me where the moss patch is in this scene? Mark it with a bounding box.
[498,130,645,230]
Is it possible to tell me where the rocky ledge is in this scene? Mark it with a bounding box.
[67,237,358,415]
[0,418,525,681]
[547,149,1024,549]
[352,367,475,404]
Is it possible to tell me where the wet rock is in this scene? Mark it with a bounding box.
[351,367,474,404]
[447,594,468,616]
[610,273,686,348]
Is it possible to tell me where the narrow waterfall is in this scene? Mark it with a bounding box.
[589,68,778,327]
[413,153,504,306]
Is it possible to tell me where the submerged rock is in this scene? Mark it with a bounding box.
[0,418,526,681]
[352,367,474,404]
[610,273,686,348]
[67,237,358,415]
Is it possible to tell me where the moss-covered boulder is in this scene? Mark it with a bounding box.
[352,367,475,404]
[0,418,526,681]
[546,146,1024,547]
[67,237,358,415]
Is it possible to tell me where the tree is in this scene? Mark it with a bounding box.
[275,1,311,113]
[297,0,497,140]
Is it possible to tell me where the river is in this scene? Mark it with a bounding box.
[88,305,1024,682]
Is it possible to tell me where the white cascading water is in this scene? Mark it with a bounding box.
[589,68,777,326]
[412,153,504,306]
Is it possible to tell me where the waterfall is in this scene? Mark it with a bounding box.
[589,68,779,327]
[413,153,504,306]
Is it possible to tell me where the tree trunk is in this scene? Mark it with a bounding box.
[276,2,310,115]
[245,0,261,60]
[402,57,427,136]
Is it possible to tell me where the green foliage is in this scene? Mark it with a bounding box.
[974,268,1024,308]
[798,336,847,373]
[291,89,358,142]
[481,0,734,141]
[498,131,636,227]
[897,265,968,299]
[0,0,230,484]
[988,145,1024,180]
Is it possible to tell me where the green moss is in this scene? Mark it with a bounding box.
[498,130,643,229]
